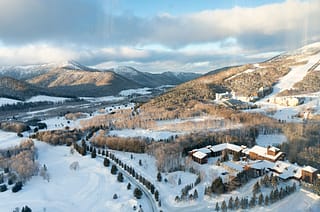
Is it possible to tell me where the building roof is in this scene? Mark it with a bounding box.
[250,160,275,170]
[209,143,244,153]
[192,151,207,160]
[249,160,302,180]
[249,145,284,161]
[302,165,318,173]
[273,161,302,180]
[268,146,280,152]
[198,147,212,155]
[224,161,244,172]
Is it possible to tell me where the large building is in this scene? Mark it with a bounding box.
[248,145,285,162]
[301,166,318,183]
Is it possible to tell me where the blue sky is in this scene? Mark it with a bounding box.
[0,0,319,73]
[116,0,285,16]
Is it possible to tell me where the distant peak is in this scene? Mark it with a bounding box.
[57,60,97,72]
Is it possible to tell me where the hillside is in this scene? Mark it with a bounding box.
[0,63,54,80]
[145,42,320,108]
[0,77,49,100]
[109,66,201,87]
[27,68,143,97]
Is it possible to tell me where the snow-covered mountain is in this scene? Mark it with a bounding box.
[107,66,201,88]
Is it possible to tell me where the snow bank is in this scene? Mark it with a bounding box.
[81,96,125,103]
[256,134,287,147]
[0,141,150,212]
[108,129,181,141]
[26,95,69,103]
[0,98,21,106]
[119,88,152,96]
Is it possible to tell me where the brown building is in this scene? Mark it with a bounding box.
[301,166,318,183]
[248,145,285,162]
[192,151,208,164]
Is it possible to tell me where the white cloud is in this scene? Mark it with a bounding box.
[0,0,318,72]
[0,44,77,65]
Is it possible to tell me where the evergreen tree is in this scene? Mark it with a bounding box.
[155,190,159,201]
[253,181,261,194]
[111,165,118,175]
[12,182,23,193]
[211,177,225,194]
[21,206,32,212]
[195,175,201,185]
[234,196,240,209]
[265,195,269,206]
[157,172,162,182]
[139,159,142,166]
[215,202,220,211]
[117,172,124,182]
[127,182,131,190]
[271,176,278,188]
[134,188,143,199]
[258,193,264,205]
[274,187,279,201]
[103,158,110,167]
[249,196,256,208]
[240,198,246,209]
[91,148,96,158]
[0,184,7,192]
[228,196,234,210]
[113,194,118,199]
[221,200,227,212]
[292,182,297,192]
[193,189,198,199]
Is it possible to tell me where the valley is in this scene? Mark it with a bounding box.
[1,43,320,212]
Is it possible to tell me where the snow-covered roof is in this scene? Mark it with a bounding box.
[249,160,302,180]
[274,161,302,180]
[224,161,244,172]
[250,160,275,170]
[198,147,212,155]
[193,151,207,159]
[268,146,280,152]
[249,145,284,161]
[209,143,244,153]
[302,165,318,173]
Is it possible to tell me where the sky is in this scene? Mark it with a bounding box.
[0,0,319,73]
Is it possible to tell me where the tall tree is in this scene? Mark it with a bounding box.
[157,172,162,182]
[221,200,227,212]
[134,188,143,199]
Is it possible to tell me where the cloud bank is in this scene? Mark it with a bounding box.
[0,0,319,72]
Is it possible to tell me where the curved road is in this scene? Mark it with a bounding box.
[96,154,159,212]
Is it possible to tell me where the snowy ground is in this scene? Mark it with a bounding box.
[80,96,125,103]
[108,128,182,141]
[26,95,70,103]
[111,150,320,211]
[119,88,152,96]
[268,50,320,98]
[256,134,287,147]
[0,141,150,212]
[0,98,21,106]
[0,130,24,148]
[256,189,320,212]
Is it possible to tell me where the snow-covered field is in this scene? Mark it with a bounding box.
[81,96,125,103]
[26,95,70,103]
[256,134,287,147]
[119,88,152,96]
[0,98,21,106]
[0,141,150,212]
[0,130,24,148]
[108,128,182,141]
